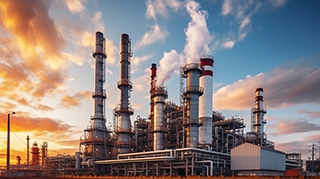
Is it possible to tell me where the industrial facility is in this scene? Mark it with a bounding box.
[3,32,315,177]
[74,32,302,176]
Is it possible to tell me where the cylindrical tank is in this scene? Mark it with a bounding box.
[199,55,214,145]
[152,86,168,151]
[183,63,203,148]
[31,142,39,166]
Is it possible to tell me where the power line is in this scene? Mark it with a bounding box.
[10,129,27,146]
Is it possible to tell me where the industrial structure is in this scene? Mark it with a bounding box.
[74,32,302,176]
[1,31,307,177]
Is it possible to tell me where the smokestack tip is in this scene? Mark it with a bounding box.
[151,63,157,69]
[121,33,129,43]
[200,55,214,62]
[96,31,103,35]
[256,88,263,92]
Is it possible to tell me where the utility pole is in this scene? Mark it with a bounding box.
[6,113,10,177]
[27,135,30,165]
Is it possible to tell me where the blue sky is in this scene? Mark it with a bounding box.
[0,0,319,164]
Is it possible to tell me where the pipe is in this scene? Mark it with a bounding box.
[117,149,174,159]
[92,156,178,165]
[175,147,230,157]
[196,160,213,176]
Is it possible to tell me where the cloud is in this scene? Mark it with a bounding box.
[139,0,181,49]
[36,104,55,111]
[64,0,87,14]
[106,38,118,65]
[91,11,104,33]
[297,109,320,118]
[214,59,320,110]
[132,102,143,110]
[133,74,150,92]
[131,55,153,74]
[0,0,71,100]
[145,0,182,20]
[59,90,91,108]
[0,112,73,134]
[270,0,287,8]
[221,0,232,16]
[135,24,169,49]
[222,40,235,49]
[184,0,213,63]
[268,118,320,135]
[275,134,320,159]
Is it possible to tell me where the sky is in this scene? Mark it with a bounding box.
[0,0,320,165]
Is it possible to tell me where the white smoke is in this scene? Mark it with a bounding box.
[156,0,213,86]
[183,0,213,63]
[156,50,182,86]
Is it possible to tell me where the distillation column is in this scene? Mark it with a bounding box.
[115,34,134,153]
[199,55,214,146]
[183,63,203,148]
[149,63,157,150]
[152,86,168,150]
[253,88,267,136]
[82,31,109,160]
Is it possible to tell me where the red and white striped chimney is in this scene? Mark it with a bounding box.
[199,55,214,145]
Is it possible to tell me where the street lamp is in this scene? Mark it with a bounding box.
[6,111,15,177]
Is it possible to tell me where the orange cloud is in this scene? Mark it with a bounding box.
[59,90,91,108]
[214,59,320,110]
[268,118,320,135]
[297,109,320,118]
[0,0,70,103]
[0,112,73,134]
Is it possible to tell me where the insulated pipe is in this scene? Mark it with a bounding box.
[253,88,267,136]
[115,34,134,153]
[152,86,168,151]
[196,160,213,176]
[199,55,214,145]
[182,63,203,148]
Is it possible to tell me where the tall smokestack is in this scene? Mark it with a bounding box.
[182,63,203,148]
[199,55,214,146]
[80,31,109,161]
[253,88,267,136]
[152,86,168,151]
[149,63,157,150]
[115,33,134,153]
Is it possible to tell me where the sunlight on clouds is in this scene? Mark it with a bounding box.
[106,38,117,65]
[135,24,169,50]
[214,61,320,110]
[92,11,105,33]
[64,0,87,14]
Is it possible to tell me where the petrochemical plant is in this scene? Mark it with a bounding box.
[3,32,318,177]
